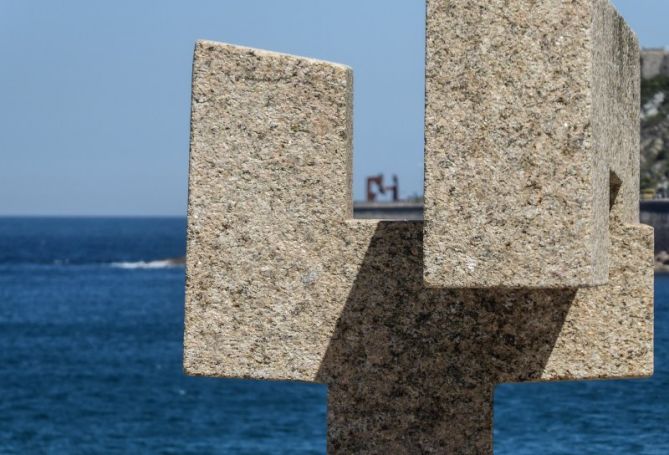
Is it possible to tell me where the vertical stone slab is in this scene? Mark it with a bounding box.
[424,0,641,288]
[592,0,641,227]
[184,41,367,382]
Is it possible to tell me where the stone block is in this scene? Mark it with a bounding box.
[185,41,359,381]
[424,0,641,288]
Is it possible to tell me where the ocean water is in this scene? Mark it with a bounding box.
[0,217,666,454]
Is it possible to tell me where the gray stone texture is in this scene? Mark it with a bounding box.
[424,0,641,288]
[185,27,653,453]
[185,41,355,381]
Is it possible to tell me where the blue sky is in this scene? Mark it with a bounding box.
[0,0,663,215]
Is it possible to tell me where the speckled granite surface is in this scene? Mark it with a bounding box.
[321,221,652,454]
[424,0,641,289]
[184,32,652,452]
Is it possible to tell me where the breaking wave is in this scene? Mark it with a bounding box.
[110,258,185,269]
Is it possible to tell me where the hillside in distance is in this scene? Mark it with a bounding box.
[641,75,669,194]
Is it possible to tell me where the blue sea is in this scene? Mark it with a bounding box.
[0,218,666,454]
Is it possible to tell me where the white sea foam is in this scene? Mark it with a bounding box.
[111,259,184,270]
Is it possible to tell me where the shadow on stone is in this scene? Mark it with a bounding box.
[316,221,577,454]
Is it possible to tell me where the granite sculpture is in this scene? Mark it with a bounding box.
[184,1,653,453]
